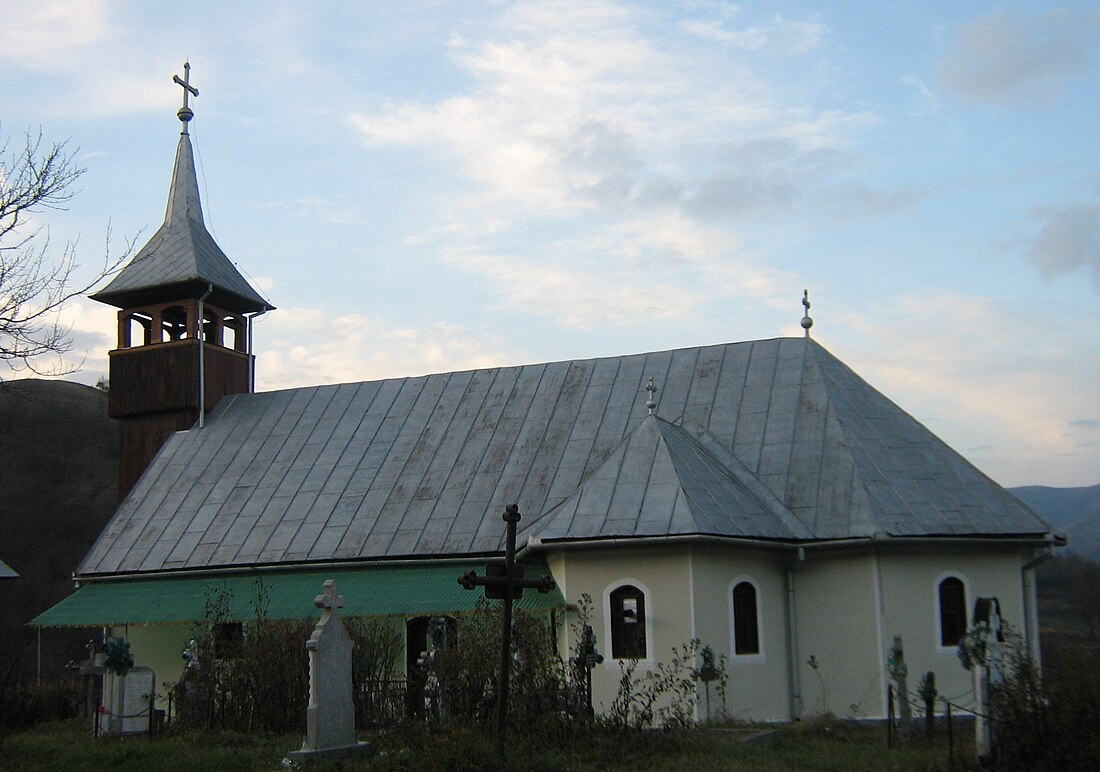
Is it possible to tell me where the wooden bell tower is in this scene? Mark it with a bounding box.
[92,63,273,500]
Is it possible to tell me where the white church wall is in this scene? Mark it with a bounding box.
[117,623,192,709]
[689,544,791,722]
[877,544,1033,715]
[792,552,884,719]
[551,545,695,719]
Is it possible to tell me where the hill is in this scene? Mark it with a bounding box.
[1009,483,1100,560]
[0,380,118,684]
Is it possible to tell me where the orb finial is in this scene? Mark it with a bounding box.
[801,289,814,337]
[645,377,658,415]
[173,61,199,134]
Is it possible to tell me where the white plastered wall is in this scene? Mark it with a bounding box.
[689,544,791,722]
[790,552,883,719]
[876,544,1034,715]
[113,623,193,710]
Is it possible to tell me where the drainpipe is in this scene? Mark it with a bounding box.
[246,306,269,393]
[786,547,805,720]
[197,284,213,428]
[1021,543,1053,668]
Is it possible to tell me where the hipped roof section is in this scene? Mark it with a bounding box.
[78,338,1054,577]
[91,132,271,314]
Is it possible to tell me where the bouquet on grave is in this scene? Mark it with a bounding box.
[104,637,134,676]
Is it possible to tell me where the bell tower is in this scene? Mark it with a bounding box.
[92,63,273,500]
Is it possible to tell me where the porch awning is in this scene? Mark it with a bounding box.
[31,561,565,627]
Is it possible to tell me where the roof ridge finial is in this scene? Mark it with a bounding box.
[173,61,199,135]
[801,289,814,337]
[645,376,658,415]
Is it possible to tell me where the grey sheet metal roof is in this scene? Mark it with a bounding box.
[79,338,1053,576]
[0,558,17,580]
[91,132,271,314]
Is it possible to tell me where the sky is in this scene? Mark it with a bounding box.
[1,1,1097,489]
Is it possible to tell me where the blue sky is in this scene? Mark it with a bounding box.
[2,1,1098,488]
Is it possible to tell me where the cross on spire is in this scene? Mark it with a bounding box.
[173,61,199,133]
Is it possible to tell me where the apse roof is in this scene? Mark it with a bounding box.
[77,337,1055,577]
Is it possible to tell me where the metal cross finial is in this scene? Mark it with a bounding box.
[801,289,814,337]
[645,377,657,415]
[173,62,199,133]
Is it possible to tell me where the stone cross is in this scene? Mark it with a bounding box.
[971,597,1004,763]
[300,580,356,753]
[173,62,199,130]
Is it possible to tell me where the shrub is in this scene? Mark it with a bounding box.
[0,679,82,730]
[992,640,1100,770]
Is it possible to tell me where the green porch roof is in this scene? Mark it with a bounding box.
[31,561,565,627]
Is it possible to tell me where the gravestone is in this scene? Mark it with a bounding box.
[99,666,155,735]
[288,580,370,763]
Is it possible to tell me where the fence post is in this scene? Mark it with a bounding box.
[946,700,954,771]
[887,684,895,748]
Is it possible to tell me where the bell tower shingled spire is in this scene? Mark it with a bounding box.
[92,62,274,500]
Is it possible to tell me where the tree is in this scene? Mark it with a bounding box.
[1,126,129,377]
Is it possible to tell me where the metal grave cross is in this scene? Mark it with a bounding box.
[173,62,199,127]
[457,504,554,758]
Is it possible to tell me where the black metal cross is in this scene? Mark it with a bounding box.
[458,504,554,757]
[173,61,199,128]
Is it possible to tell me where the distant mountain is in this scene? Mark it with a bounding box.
[0,379,118,684]
[1010,484,1100,561]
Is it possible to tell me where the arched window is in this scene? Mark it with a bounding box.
[609,584,647,660]
[938,576,967,647]
[732,580,761,656]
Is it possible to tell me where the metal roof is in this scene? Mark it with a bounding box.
[32,561,564,627]
[0,558,17,580]
[78,337,1053,577]
[91,132,271,314]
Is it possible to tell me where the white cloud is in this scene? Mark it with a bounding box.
[836,292,1100,487]
[0,0,111,70]
[938,8,1100,105]
[254,307,517,390]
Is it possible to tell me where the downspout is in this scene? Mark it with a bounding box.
[786,547,805,720]
[197,284,213,428]
[1021,543,1054,668]
[246,306,269,393]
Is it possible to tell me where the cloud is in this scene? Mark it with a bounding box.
[1025,204,1100,289]
[837,292,1100,487]
[937,9,1100,105]
[254,307,517,390]
[0,0,111,70]
[678,14,827,54]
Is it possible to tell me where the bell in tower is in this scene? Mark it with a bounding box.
[91,63,274,500]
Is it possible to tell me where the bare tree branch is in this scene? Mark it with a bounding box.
[0,126,132,377]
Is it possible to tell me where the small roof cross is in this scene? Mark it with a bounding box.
[645,376,658,415]
[173,61,199,132]
[314,579,346,612]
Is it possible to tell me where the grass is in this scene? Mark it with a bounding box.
[0,715,975,771]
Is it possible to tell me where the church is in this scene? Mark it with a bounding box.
[35,66,1060,724]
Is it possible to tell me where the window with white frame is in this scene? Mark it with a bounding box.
[731,579,762,656]
[938,575,968,647]
[609,584,647,660]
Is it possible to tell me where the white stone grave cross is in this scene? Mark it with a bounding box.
[301,580,356,752]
